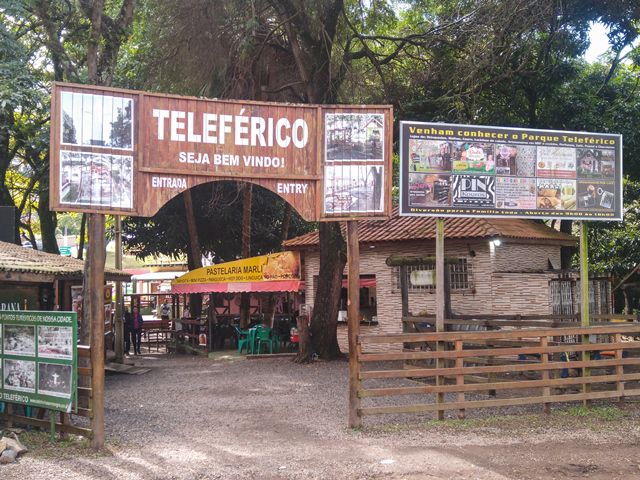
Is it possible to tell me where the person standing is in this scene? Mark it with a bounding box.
[132,306,143,355]
[161,300,171,322]
[124,307,133,355]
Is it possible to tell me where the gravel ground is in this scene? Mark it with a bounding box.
[4,352,640,479]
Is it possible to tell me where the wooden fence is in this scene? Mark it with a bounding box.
[0,345,93,438]
[357,324,640,420]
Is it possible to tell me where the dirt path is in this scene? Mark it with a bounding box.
[4,353,640,479]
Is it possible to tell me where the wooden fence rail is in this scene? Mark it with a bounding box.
[0,344,93,439]
[357,324,640,420]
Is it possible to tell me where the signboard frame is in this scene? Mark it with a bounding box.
[50,82,393,222]
[0,310,78,413]
[399,121,623,221]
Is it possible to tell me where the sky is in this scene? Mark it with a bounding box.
[585,22,611,63]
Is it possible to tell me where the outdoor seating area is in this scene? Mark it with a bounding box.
[235,319,296,355]
[136,312,298,355]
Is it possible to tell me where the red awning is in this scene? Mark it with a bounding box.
[172,279,302,294]
[342,278,376,288]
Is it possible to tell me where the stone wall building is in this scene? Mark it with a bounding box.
[284,209,586,352]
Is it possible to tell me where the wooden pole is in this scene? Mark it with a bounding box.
[88,214,106,449]
[580,221,591,407]
[435,217,445,420]
[114,215,124,363]
[347,220,362,428]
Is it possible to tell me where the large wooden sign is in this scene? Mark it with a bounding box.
[49,83,392,221]
[400,122,623,221]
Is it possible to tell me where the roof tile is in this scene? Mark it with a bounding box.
[284,207,576,247]
[0,241,131,280]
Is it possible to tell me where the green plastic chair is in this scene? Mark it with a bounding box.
[233,325,252,354]
[255,327,277,354]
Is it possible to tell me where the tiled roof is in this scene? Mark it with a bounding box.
[284,207,577,248]
[0,241,131,281]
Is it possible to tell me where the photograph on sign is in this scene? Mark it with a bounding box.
[408,140,452,173]
[400,121,622,220]
[38,326,73,359]
[324,165,384,214]
[3,325,35,356]
[451,142,495,174]
[59,151,133,208]
[325,113,384,161]
[452,175,495,207]
[408,173,451,206]
[3,359,36,393]
[38,363,72,398]
[577,181,615,210]
[536,146,577,179]
[61,91,133,150]
[536,179,576,210]
[577,148,615,178]
[495,144,536,176]
[495,177,536,209]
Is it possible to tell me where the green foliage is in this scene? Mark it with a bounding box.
[589,178,640,276]
[558,405,625,421]
[122,181,314,261]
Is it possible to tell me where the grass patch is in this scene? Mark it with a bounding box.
[557,405,625,421]
[1,430,107,459]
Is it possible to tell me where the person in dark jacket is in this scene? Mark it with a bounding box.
[124,307,133,355]
[131,306,144,355]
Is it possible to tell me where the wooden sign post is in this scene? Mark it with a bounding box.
[347,221,361,428]
[87,214,106,449]
[580,221,591,406]
[114,215,124,363]
[435,217,445,420]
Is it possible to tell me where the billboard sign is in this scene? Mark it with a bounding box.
[0,311,77,413]
[400,122,622,221]
[50,83,392,221]
[172,251,301,294]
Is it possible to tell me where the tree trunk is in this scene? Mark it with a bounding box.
[77,213,87,259]
[0,108,19,244]
[280,203,292,247]
[294,311,311,363]
[183,189,203,317]
[240,183,252,327]
[37,175,59,254]
[307,222,347,360]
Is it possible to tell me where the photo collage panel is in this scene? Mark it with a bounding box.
[2,323,73,399]
[406,139,616,213]
[324,113,385,214]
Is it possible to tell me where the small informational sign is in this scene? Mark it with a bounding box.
[410,270,435,286]
[400,122,623,221]
[0,311,77,413]
[50,83,392,222]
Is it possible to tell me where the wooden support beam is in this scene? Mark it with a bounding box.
[455,340,465,419]
[580,221,591,407]
[347,221,362,428]
[435,217,445,420]
[114,215,124,363]
[88,214,106,449]
[541,336,551,414]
